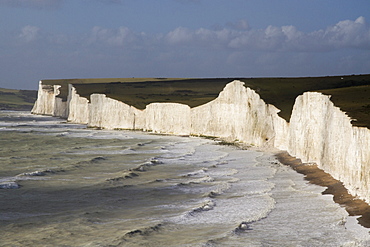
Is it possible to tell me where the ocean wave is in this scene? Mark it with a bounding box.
[106,170,139,182]
[17,169,56,177]
[131,158,163,172]
[205,168,239,177]
[233,221,254,234]
[228,180,275,197]
[136,140,154,147]
[0,181,20,189]
[206,182,232,198]
[188,200,216,216]
[178,176,215,186]
[182,168,208,177]
[90,156,107,162]
[112,222,166,246]
[64,148,137,155]
[173,193,276,230]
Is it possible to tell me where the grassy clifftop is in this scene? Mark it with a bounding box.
[240,75,370,128]
[40,74,370,128]
[42,78,187,101]
[0,88,37,111]
[73,78,232,109]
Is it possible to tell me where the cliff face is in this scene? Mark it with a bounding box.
[191,81,278,146]
[88,93,142,130]
[31,82,68,118]
[144,103,191,135]
[288,92,370,201]
[53,85,68,118]
[67,84,89,124]
[31,80,370,203]
[31,81,57,116]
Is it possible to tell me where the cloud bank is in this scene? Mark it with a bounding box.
[13,16,370,56]
[19,25,41,42]
[2,16,370,89]
[79,16,370,52]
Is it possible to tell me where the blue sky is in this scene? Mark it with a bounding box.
[1,0,370,90]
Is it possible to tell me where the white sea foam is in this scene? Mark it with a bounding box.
[0,181,20,189]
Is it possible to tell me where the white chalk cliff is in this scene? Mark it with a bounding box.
[32,80,370,204]
[31,81,68,118]
[191,82,280,147]
[288,92,370,200]
[89,93,143,130]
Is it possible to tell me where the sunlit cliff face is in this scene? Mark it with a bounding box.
[32,79,370,204]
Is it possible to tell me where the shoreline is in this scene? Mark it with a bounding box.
[276,151,370,229]
[8,111,370,229]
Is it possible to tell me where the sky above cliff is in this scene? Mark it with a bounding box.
[1,0,370,90]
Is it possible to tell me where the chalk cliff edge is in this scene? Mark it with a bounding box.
[31,80,370,204]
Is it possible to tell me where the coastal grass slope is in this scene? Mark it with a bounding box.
[317,84,370,128]
[0,88,37,111]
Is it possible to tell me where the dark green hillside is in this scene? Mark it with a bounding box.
[0,88,37,111]
[317,85,370,128]
[73,78,233,110]
[42,78,186,101]
[41,74,370,128]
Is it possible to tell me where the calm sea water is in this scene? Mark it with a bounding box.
[0,111,369,246]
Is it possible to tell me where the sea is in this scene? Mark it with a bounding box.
[0,110,369,247]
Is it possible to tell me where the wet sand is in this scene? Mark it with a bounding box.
[276,151,370,228]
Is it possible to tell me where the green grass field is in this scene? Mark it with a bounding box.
[0,88,37,111]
